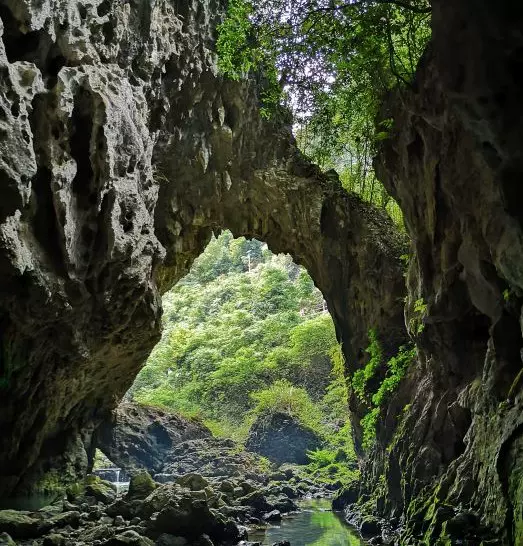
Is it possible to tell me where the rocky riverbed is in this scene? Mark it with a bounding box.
[0,465,333,546]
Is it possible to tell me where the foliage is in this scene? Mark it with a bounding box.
[352,330,416,450]
[305,443,358,486]
[249,379,323,431]
[361,407,380,451]
[130,230,353,453]
[409,297,427,334]
[216,0,431,223]
[351,328,382,400]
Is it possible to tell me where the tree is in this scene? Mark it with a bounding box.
[217,0,431,224]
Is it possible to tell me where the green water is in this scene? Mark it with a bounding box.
[249,498,364,546]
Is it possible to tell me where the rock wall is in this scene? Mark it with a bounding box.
[0,0,406,502]
[349,1,523,544]
[95,402,211,474]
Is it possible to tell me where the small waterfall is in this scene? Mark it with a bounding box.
[92,467,130,495]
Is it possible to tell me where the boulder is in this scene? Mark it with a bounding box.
[127,471,157,501]
[85,476,117,504]
[97,404,211,474]
[103,530,154,546]
[263,510,282,523]
[0,510,45,539]
[245,413,322,465]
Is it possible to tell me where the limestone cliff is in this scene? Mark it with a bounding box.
[349,1,523,544]
[0,0,405,502]
[1,0,521,543]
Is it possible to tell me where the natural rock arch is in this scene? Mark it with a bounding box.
[0,0,406,499]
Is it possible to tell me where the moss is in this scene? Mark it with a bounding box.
[127,470,157,500]
[507,367,523,400]
[65,482,85,501]
[34,471,66,499]
[84,475,116,503]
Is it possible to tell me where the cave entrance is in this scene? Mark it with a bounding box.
[95,230,356,490]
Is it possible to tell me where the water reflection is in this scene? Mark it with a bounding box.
[249,498,364,546]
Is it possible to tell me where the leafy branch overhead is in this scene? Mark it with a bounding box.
[217,0,431,223]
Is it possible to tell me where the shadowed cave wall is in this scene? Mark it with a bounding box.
[0,0,522,544]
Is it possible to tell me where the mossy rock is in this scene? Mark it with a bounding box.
[84,475,117,504]
[65,482,85,502]
[175,474,209,492]
[127,471,157,500]
[0,532,16,545]
[0,510,45,539]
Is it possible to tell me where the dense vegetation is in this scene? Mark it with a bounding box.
[217,0,431,224]
[129,232,356,482]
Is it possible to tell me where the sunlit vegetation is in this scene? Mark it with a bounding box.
[352,331,416,449]
[129,231,356,480]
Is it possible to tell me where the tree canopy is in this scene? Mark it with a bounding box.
[129,231,351,454]
[217,0,431,223]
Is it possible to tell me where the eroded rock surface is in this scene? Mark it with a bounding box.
[0,0,406,502]
[336,1,523,544]
[95,403,211,475]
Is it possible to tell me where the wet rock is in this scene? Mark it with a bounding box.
[245,413,321,465]
[332,483,359,511]
[238,492,274,515]
[262,510,282,522]
[360,516,381,538]
[0,510,45,539]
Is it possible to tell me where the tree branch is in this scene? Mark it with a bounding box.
[306,0,431,16]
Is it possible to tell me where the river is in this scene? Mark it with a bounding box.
[248,498,364,546]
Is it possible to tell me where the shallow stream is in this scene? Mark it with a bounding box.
[249,498,364,546]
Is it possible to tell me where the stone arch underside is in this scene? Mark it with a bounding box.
[0,0,407,499]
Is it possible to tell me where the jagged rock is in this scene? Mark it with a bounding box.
[350,1,523,544]
[160,438,271,483]
[245,412,321,465]
[0,0,520,544]
[96,403,211,474]
[0,0,406,504]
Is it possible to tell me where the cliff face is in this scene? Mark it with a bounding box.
[362,1,523,543]
[1,0,521,543]
[0,0,405,501]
